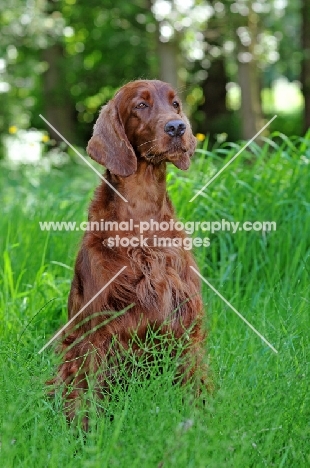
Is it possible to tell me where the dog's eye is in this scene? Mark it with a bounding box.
[172,101,180,109]
[135,102,148,109]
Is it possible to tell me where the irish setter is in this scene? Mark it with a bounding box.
[52,80,207,425]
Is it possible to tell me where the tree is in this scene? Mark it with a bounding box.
[0,0,158,145]
[301,0,310,131]
[41,1,76,143]
[235,5,264,139]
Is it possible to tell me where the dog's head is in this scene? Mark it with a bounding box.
[87,80,197,177]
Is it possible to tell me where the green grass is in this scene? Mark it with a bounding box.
[0,133,310,467]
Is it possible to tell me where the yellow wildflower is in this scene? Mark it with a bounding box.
[196,133,205,142]
[42,134,50,143]
[8,125,17,134]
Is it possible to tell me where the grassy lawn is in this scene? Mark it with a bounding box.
[0,133,309,467]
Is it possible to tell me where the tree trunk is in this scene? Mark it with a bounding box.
[301,0,310,131]
[198,57,228,135]
[148,0,180,91]
[237,50,263,139]
[157,40,179,90]
[236,10,263,140]
[41,44,76,143]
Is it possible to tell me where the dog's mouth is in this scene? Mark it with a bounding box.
[143,141,188,164]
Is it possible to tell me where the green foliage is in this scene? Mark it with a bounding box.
[0,0,158,143]
[0,0,305,148]
[57,1,158,134]
[0,134,309,466]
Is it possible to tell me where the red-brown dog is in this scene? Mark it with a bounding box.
[52,80,207,424]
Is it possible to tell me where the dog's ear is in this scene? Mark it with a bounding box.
[87,100,137,177]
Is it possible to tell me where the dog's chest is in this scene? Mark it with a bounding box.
[126,245,191,316]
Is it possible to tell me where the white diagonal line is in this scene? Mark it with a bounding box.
[190,266,278,354]
[39,114,128,203]
[38,266,127,354]
[189,115,277,202]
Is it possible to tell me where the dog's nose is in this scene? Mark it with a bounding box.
[164,119,186,137]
